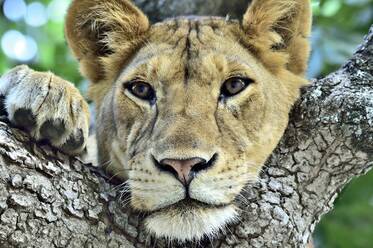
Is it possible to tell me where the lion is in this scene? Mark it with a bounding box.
[0,0,311,243]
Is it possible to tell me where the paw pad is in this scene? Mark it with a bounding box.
[61,129,85,153]
[40,119,66,141]
[13,108,36,131]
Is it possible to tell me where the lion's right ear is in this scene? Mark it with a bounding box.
[65,0,149,83]
[241,0,312,76]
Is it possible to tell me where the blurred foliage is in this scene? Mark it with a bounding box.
[0,0,83,87]
[315,172,373,248]
[309,0,372,77]
[0,0,372,247]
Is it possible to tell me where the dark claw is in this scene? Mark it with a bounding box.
[13,108,36,131]
[40,119,66,141]
[0,95,7,117]
[61,129,84,152]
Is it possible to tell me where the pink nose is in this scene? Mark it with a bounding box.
[160,157,206,184]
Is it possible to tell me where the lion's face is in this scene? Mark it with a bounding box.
[66,0,311,242]
[96,18,304,241]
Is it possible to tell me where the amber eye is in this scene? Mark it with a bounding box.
[126,81,156,103]
[220,77,253,98]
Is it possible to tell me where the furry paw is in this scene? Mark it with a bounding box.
[0,65,90,155]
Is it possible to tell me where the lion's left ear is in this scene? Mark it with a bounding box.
[242,0,312,76]
[65,0,149,83]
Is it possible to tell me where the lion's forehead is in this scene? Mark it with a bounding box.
[120,18,258,90]
[150,17,239,46]
[141,18,245,63]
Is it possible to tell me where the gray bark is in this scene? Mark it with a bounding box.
[134,0,250,22]
[0,2,372,247]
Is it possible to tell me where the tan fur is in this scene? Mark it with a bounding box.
[1,0,312,242]
[242,0,312,75]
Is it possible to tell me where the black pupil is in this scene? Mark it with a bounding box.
[230,80,242,90]
[227,79,244,94]
[127,82,155,103]
[135,84,148,95]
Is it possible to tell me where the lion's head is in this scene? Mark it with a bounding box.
[65,0,311,242]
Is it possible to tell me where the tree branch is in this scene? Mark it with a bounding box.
[0,5,371,248]
[133,0,250,22]
[218,25,373,248]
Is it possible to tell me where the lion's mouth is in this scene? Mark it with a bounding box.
[159,197,230,211]
[150,197,231,214]
[144,198,239,242]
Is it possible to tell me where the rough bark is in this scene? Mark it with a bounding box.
[0,3,372,248]
[134,0,250,22]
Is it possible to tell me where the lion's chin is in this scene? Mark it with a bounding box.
[144,202,238,242]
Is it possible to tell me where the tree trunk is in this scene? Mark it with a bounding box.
[0,2,372,247]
